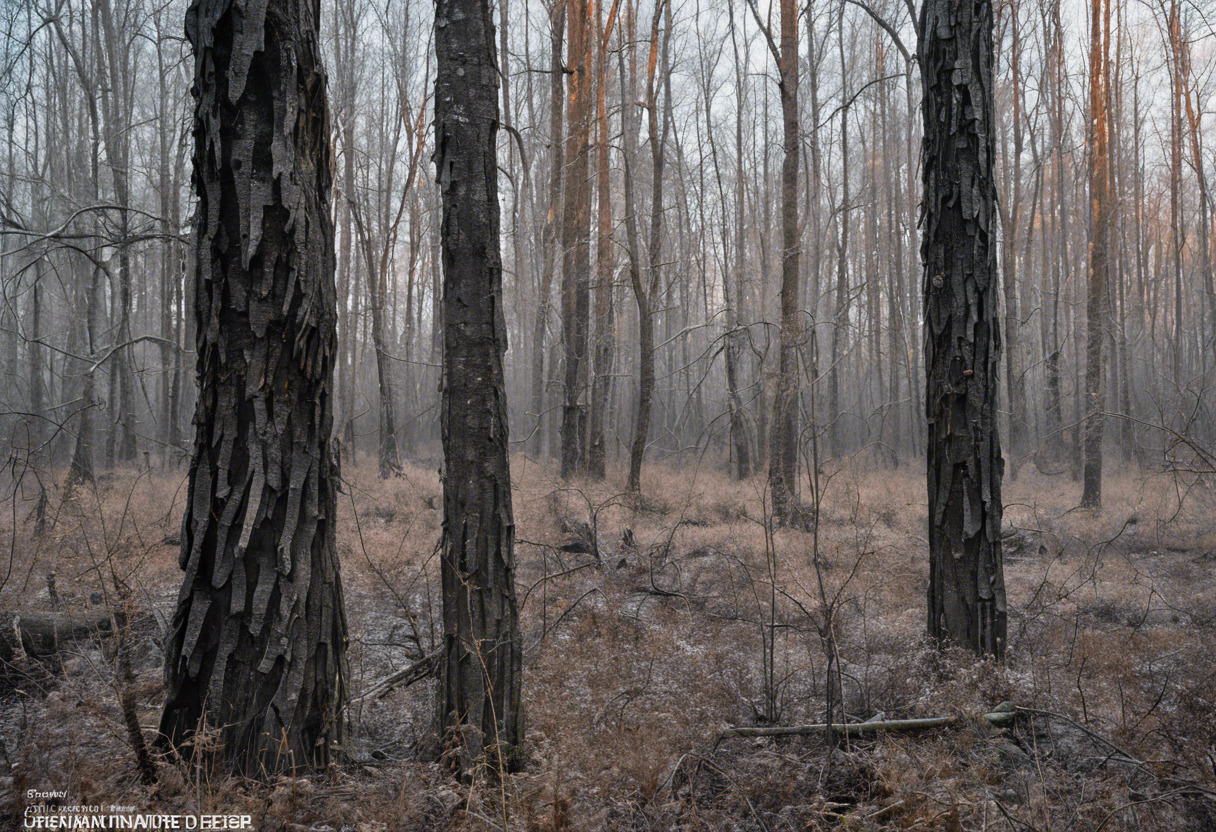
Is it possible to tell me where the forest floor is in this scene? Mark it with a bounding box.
[0,454,1214,831]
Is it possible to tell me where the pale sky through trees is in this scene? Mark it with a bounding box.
[1,0,1216,823]
[0,0,1213,536]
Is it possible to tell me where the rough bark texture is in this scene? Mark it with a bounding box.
[434,0,524,774]
[920,0,1007,658]
[160,0,349,775]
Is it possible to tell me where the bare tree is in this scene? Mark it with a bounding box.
[625,0,669,494]
[560,0,593,478]
[746,0,802,524]
[1082,0,1112,508]
[587,0,619,480]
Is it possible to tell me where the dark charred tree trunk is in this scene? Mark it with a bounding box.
[920,0,1007,658]
[767,0,801,525]
[160,0,349,775]
[434,0,524,774]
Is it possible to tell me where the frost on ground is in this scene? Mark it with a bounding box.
[0,455,1213,831]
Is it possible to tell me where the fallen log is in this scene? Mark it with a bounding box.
[350,648,440,704]
[0,611,123,662]
[722,708,1017,739]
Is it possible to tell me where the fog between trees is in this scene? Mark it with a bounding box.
[1,0,1212,486]
[0,0,1215,806]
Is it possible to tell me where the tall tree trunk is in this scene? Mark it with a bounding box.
[921,0,1007,658]
[1044,0,1066,457]
[626,0,667,494]
[560,0,593,479]
[587,0,617,480]
[28,263,44,453]
[351,202,403,478]
[618,0,646,493]
[1179,22,1214,378]
[160,0,349,775]
[336,74,356,459]
[1169,0,1183,395]
[725,0,752,480]
[97,0,138,466]
[369,256,401,477]
[434,0,524,773]
[1001,2,1026,477]
[156,31,179,464]
[70,247,103,486]
[531,0,565,460]
[880,46,902,465]
[829,7,849,462]
[766,0,801,524]
[1081,0,1112,508]
[70,372,97,485]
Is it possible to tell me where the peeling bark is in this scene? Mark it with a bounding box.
[160,0,349,775]
[920,0,1007,658]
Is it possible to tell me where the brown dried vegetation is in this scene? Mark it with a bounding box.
[0,456,1213,830]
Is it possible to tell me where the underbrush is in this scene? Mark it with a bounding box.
[0,455,1213,830]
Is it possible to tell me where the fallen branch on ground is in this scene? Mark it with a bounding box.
[351,648,440,703]
[721,708,1017,739]
[0,611,125,661]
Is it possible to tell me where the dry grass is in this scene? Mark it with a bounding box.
[0,452,1213,831]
